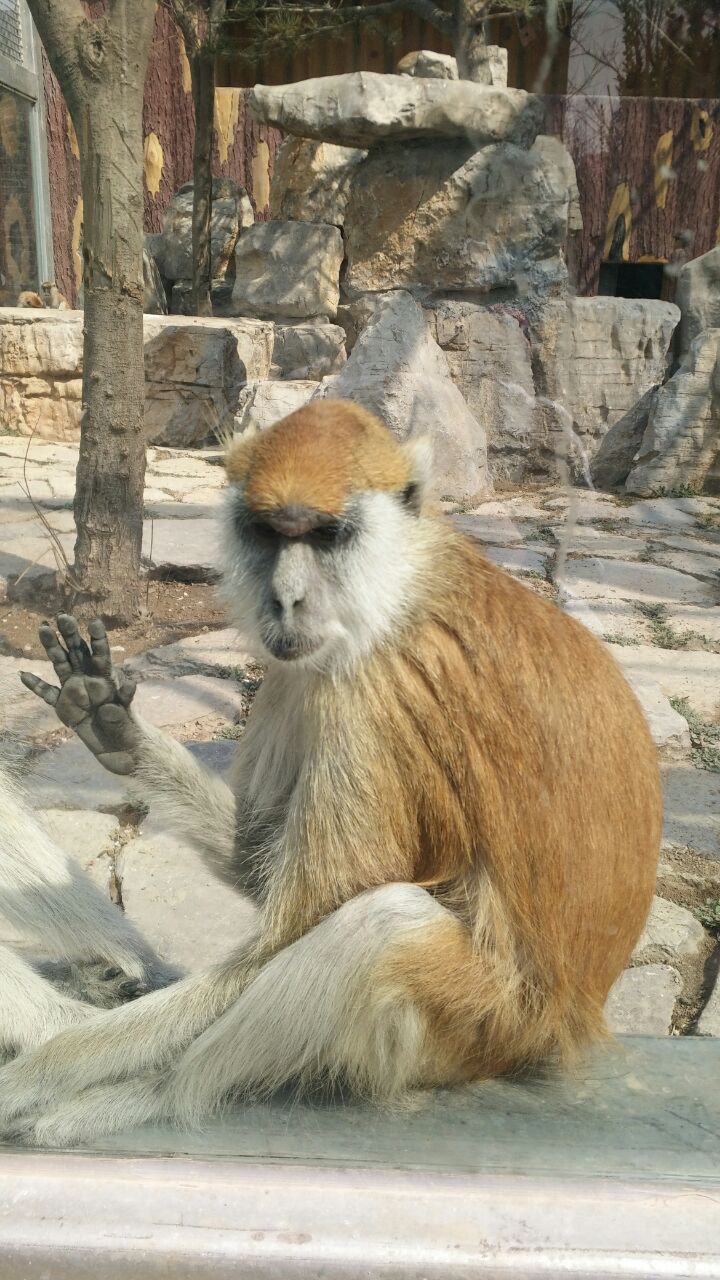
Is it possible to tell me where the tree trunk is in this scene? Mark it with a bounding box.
[191,51,214,318]
[25,2,155,623]
[454,0,490,81]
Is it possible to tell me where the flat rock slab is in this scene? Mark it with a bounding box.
[661,604,720,646]
[250,73,542,149]
[22,737,236,814]
[619,672,691,761]
[633,894,706,961]
[625,499,699,530]
[22,741,129,813]
[558,557,717,606]
[118,823,257,971]
[662,764,720,860]
[562,595,652,644]
[452,513,529,545]
[133,674,247,732]
[608,645,720,720]
[39,809,119,894]
[142,518,219,577]
[126,629,254,680]
[652,547,720,583]
[553,526,648,559]
[481,545,549,576]
[0,656,60,738]
[605,964,681,1035]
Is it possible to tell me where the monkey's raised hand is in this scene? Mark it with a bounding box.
[20,615,141,776]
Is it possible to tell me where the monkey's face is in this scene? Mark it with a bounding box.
[220,401,432,672]
[221,488,424,669]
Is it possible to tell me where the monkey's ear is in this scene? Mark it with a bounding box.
[399,436,433,514]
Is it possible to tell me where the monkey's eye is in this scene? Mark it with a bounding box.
[307,521,353,549]
[248,520,280,544]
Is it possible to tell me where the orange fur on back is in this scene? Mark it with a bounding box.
[225,400,412,514]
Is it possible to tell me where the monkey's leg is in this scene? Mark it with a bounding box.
[0,944,92,1061]
[4,886,485,1147]
[0,765,175,990]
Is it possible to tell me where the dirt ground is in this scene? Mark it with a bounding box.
[0,581,226,661]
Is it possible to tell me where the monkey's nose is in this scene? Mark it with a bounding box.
[271,591,305,617]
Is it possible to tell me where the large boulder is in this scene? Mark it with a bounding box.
[533,297,680,459]
[589,386,659,490]
[625,329,720,496]
[143,316,274,446]
[0,308,83,441]
[397,46,508,87]
[231,221,344,321]
[425,301,540,485]
[342,135,578,299]
[270,322,347,379]
[269,138,366,226]
[234,380,318,434]
[143,245,167,315]
[317,290,489,502]
[0,310,275,446]
[396,50,459,80]
[250,72,543,150]
[675,245,720,353]
[152,178,254,285]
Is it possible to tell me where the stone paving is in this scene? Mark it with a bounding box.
[1,436,719,1034]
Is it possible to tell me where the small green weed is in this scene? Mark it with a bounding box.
[695,898,720,933]
[603,634,640,646]
[670,697,720,772]
[696,512,720,531]
[527,525,557,544]
[216,721,246,741]
[635,602,698,650]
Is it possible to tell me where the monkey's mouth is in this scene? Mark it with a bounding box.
[262,633,323,662]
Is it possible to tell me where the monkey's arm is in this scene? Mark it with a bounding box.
[21,616,237,872]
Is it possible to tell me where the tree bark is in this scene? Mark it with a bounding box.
[454,0,490,81]
[26,0,156,622]
[191,50,214,317]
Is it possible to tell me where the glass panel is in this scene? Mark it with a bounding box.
[0,0,23,65]
[0,85,38,301]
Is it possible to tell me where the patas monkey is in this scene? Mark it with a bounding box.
[0,400,661,1146]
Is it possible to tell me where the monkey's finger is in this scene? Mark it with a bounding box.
[19,671,59,707]
[56,614,92,674]
[38,622,73,683]
[116,675,137,707]
[88,619,113,678]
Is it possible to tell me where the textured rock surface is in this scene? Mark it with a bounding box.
[235,379,318,433]
[119,825,257,971]
[152,178,253,284]
[533,298,679,459]
[634,895,706,960]
[270,322,346,380]
[605,965,681,1035]
[143,316,274,447]
[608,644,720,721]
[675,244,720,352]
[625,330,720,497]
[427,301,543,485]
[697,975,720,1036]
[0,308,83,441]
[250,72,543,150]
[231,221,344,321]
[269,138,366,226]
[558,556,716,606]
[396,49,459,79]
[0,312,274,446]
[589,386,659,489]
[343,135,576,299]
[319,291,488,501]
[143,245,167,315]
[616,672,691,762]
